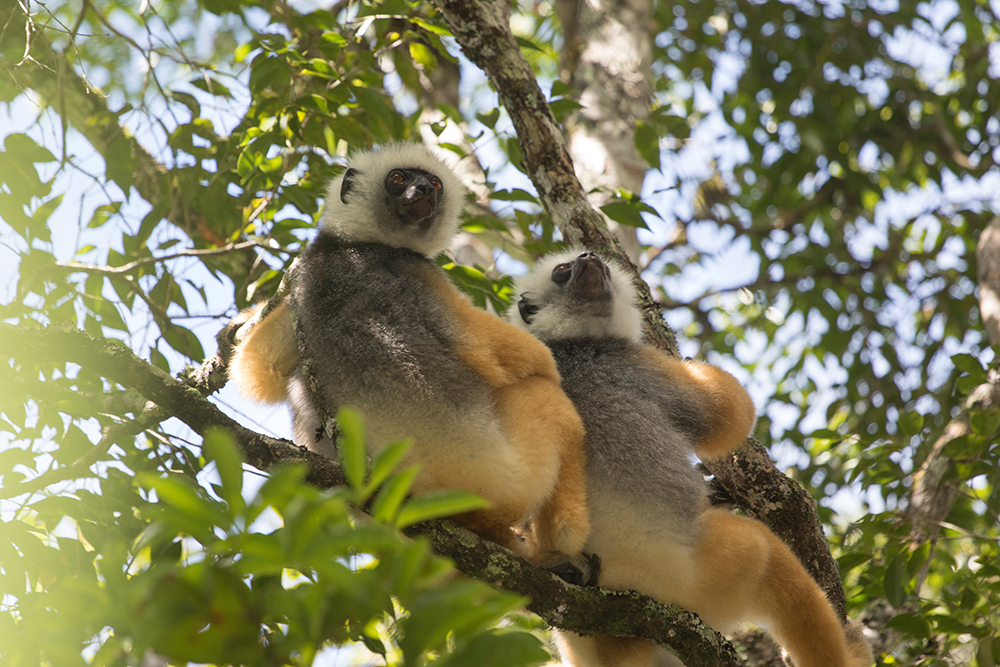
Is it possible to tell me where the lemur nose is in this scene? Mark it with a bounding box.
[579,252,596,259]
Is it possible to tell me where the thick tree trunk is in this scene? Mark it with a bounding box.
[556,0,654,261]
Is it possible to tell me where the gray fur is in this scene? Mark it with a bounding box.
[546,338,708,526]
[291,240,499,455]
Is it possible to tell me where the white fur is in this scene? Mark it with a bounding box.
[320,142,466,257]
[513,249,644,341]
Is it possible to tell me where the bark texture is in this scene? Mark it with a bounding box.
[556,0,654,261]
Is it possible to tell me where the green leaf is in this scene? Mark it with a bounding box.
[550,80,574,98]
[491,188,537,203]
[191,75,233,99]
[358,634,386,656]
[372,466,420,524]
[396,490,490,528]
[514,36,544,53]
[970,411,1000,437]
[162,323,205,361]
[409,42,437,71]
[476,108,501,130]
[439,630,549,667]
[885,612,931,639]
[365,439,412,497]
[951,353,984,375]
[139,473,229,540]
[4,132,56,164]
[31,194,63,226]
[337,407,368,495]
[897,410,923,435]
[883,555,906,608]
[549,98,582,121]
[634,121,661,170]
[203,428,245,519]
[977,635,997,667]
[600,201,651,229]
[410,17,452,36]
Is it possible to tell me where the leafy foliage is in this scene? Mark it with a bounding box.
[1,0,999,664]
[1,418,546,666]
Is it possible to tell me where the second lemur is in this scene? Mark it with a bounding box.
[514,250,873,667]
[228,144,590,567]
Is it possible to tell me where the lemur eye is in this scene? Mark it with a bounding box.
[430,177,443,191]
[389,170,406,185]
[552,263,572,285]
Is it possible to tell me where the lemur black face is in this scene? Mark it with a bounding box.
[567,252,612,301]
[384,168,444,229]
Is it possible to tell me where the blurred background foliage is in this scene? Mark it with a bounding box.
[1,0,999,664]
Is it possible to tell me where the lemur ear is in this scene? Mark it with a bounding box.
[340,168,359,204]
[518,295,539,324]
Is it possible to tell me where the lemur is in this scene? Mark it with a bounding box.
[514,250,874,667]
[226,144,591,570]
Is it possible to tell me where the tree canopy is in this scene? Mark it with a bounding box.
[1,0,999,665]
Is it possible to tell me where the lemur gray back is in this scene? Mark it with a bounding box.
[546,337,709,527]
[292,237,489,432]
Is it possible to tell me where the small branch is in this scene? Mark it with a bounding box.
[0,321,344,490]
[54,241,267,276]
[2,3,258,278]
[0,403,155,501]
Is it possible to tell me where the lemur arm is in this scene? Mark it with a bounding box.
[638,347,756,460]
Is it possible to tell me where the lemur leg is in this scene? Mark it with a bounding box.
[677,508,870,667]
[229,300,298,404]
[493,374,590,563]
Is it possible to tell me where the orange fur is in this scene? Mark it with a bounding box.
[638,348,756,459]
[225,264,590,564]
[422,267,590,560]
[496,376,590,559]
[421,266,563,387]
[456,375,588,557]
[229,301,298,404]
[680,509,871,667]
[562,508,873,667]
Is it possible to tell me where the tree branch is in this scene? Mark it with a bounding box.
[1,320,743,667]
[0,321,343,490]
[429,0,677,356]
[53,241,267,276]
